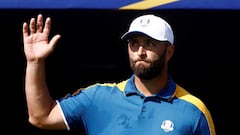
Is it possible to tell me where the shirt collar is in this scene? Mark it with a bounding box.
[124,74,176,101]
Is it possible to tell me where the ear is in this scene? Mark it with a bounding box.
[166,45,175,61]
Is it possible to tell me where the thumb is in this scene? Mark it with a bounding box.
[49,34,61,49]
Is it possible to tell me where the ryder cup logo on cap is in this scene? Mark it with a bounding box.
[121,14,174,45]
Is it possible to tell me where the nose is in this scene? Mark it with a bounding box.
[137,45,146,56]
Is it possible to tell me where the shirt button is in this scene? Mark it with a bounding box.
[142,106,146,112]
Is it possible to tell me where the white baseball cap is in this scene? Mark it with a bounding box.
[121,14,174,45]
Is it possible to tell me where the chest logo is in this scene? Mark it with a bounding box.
[161,120,174,132]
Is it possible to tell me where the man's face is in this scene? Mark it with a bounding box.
[127,34,169,80]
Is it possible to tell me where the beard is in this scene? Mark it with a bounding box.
[130,51,167,80]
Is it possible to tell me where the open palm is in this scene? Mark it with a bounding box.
[22,14,61,62]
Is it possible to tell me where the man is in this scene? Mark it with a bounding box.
[22,13,216,135]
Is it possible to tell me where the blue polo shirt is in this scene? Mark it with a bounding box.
[57,75,215,135]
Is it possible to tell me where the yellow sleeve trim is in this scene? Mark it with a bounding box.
[97,79,128,92]
[175,85,216,135]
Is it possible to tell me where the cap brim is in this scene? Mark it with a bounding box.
[121,31,172,45]
[121,31,152,41]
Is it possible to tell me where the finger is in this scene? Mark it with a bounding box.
[36,14,43,33]
[43,17,51,36]
[22,22,29,38]
[29,18,36,34]
[49,34,61,49]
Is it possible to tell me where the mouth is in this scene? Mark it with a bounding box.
[136,60,146,63]
[135,59,148,63]
[135,60,149,67]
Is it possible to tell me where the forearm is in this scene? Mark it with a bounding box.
[25,60,56,125]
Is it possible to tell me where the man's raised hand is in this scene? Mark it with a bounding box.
[22,14,61,62]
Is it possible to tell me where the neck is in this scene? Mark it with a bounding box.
[134,72,169,96]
